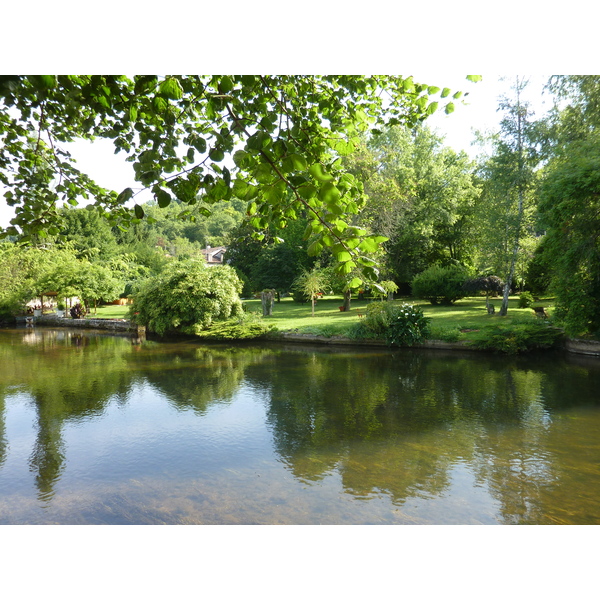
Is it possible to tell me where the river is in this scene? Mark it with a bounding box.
[1,326,599,524]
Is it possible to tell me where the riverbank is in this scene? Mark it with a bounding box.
[9,315,600,357]
[277,330,600,357]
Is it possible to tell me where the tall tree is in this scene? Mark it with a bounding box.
[539,134,600,335]
[348,125,480,290]
[536,76,600,335]
[0,75,472,289]
[474,77,541,315]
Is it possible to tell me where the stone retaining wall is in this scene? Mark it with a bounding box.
[563,338,600,357]
[279,332,476,350]
[17,314,145,334]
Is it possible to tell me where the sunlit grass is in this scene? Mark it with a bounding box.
[243,296,367,334]
[88,304,131,319]
[93,295,557,342]
[242,295,556,340]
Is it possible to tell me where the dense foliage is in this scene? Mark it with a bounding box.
[352,301,430,346]
[538,129,600,336]
[469,319,563,354]
[130,260,243,336]
[193,311,275,340]
[0,75,469,290]
[347,125,480,291]
[411,264,471,305]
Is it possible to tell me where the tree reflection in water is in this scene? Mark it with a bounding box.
[1,328,599,524]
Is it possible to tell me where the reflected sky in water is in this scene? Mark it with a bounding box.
[1,327,599,524]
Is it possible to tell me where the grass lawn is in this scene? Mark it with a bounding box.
[86,304,131,319]
[90,295,556,343]
[242,294,556,341]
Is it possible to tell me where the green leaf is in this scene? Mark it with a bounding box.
[117,188,134,204]
[209,147,224,162]
[307,240,324,256]
[445,103,455,115]
[441,88,451,98]
[358,235,387,253]
[134,204,145,219]
[282,153,308,172]
[192,136,207,153]
[219,76,234,93]
[155,189,171,208]
[247,132,271,151]
[254,164,274,184]
[335,250,352,262]
[321,234,334,247]
[159,77,183,100]
[358,238,378,253]
[28,75,56,89]
[361,265,379,281]
[426,101,439,115]
[333,139,355,156]
[233,150,251,168]
[466,75,482,82]
[153,96,168,113]
[318,182,341,205]
[340,260,355,274]
[297,184,317,199]
[427,86,440,94]
[348,277,362,289]
[309,163,334,182]
[223,166,231,187]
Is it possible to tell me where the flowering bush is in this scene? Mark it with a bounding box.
[356,302,430,346]
[386,303,431,347]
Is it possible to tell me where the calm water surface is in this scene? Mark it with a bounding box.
[1,327,599,525]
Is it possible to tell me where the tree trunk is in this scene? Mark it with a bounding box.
[342,289,351,311]
[500,84,526,318]
[500,186,524,317]
[261,291,275,316]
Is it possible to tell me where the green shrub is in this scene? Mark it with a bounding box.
[233,268,253,298]
[463,275,504,298]
[412,264,471,305]
[292,288,308,303]
[356,302,430,346]
[429,324,462,342]
[130,260,243,336]
[300,323,350,337]
[518,291,535,308]
[469,319,563,354]
[386,304,431,347]
[362,301,398,335]
[194,312,276,340]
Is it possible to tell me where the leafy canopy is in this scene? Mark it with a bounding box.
[0,75,470,287]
